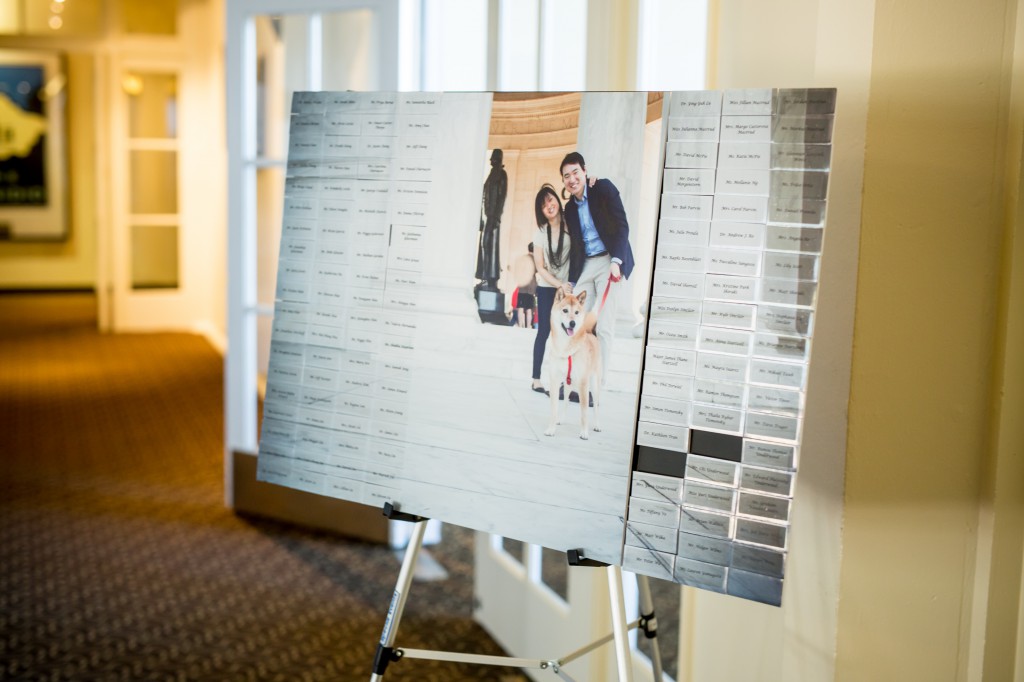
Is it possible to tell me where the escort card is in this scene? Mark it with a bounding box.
[291,113,325,135]
[772,115,834,144]
[740,466,795,496]
[730,543,785,578]
[749,359,805,389]
[658,219,711,246]
[639,395,691,427]
[670,90,723,117]
[666,116,721,141]
[742,439,796,470]
[626,521,679,554]
[771,142,832,170]
[735,518,788,549]
[691,404,744,434]
[656,245,707,274]
[770,196,826,226]
[664,141,719,169]
[636,421,691,454]
[715,169,770,196]
[705,275,758,302]
[760,279,817,307]
[727,568,782,606]
[747,385,803,416]
[324,112,361,135]
[701,301,756,330]
[631,472,685,504]
[394,161,432,182]
[738,492,791,522]
[755,305,813,336]
[675,557,727,592]
[663,169,716,194]
[776,88,836,116]
[765,225,824,253]
[679,506,733,539]
[650,297,702,325]
[641,372,693,400]
[661,194,714,221]
[684,454,739,487]
[698,327,752,356]
[746,412,800,442]
[771,170,829,201]
[647,320,699,349]
[692,379,745,410]
[762,253,819,281]
[695,352,748,384]
[645,347,697,376]
[677,531,733,567]
[707,248,762,277]
[683,481,736,513]
[722,88,773,115]
[713,194,768,223]
[710,221,764,249]
[720,115,772,143]
[752,333,809,361]
[622,545,675,582]
[717,142,771,169]
[653,270,706,299]
[628,496,682,529]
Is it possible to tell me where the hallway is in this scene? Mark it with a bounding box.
[0,293,524,681]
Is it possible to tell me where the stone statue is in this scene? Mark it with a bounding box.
[475,149,508,285]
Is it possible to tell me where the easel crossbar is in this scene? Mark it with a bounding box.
[398,648,549,669]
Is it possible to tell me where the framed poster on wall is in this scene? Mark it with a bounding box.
[0,49,68,241]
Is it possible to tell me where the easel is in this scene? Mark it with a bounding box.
[371,504,665,681]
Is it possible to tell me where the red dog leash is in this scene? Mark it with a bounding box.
[566,275,617,386]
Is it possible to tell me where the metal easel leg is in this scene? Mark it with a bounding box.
[636,575,664,681]
[607,565,635,682]
[370,516,428,681]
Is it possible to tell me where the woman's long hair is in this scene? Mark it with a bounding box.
[534,184,567,270]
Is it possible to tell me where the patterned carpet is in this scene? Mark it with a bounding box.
[0,293,528,681]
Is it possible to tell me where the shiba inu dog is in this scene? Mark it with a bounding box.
[544,289,601,439]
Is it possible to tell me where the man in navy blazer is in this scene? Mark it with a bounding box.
[561,151,635,392]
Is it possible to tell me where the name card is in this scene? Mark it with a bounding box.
[398,93,441,114]
[690,404,744,434]
[359,136,396,157]
[710,221,764,249]
[717,142,771,169]
[740,466,794,496]
[656,245,707,273]
[755,305,813,336]
[749,359,805,389]
[701,301,756,330]
[764,225,824,253]
[770,196,826,226]
[670,91,723,117]
[628,496,682,529]
[692,379,745,410]
[730,543,785,578]
[722,88,773,115]
[738,492,791,522]
[742,439,796,470]
[631,472,685,504]
[699,327,752,356]
[720,115,772,143]
[713,194,768,223]
[641,372,693,400]
[647,320,699,349]
[772,115,834,144]
[658,219,711,246]
[735,518,788,549]
[683,481,736,513]
[747,385,803,416]
[677,531,733,566]
[324,112,361,135]
[650,297,702,325]
[661,194,714,221]
[622,545,676,582]
[639,395,691,427]
[776,88,836,116]
[684,454,739,487]
[762,253,819,282]
[746,412,800,442]
[771,170,829,201]
[636,421,691,454]
[663,168,716,194]
[705,275,757,303]
[715,169,769,196]
[771,142,832,170]
[695,352,748,383]
[626,521,679,554]
[653,270,706,300]
[291,113,325,135]
[752,333,809,362]
[666,116,721,142]
[675,557,727,592]
[760,279,817,307]
[679,506,733,539]
[707,248,762,277]
[645,347,697,376]
[665,141,719,169]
